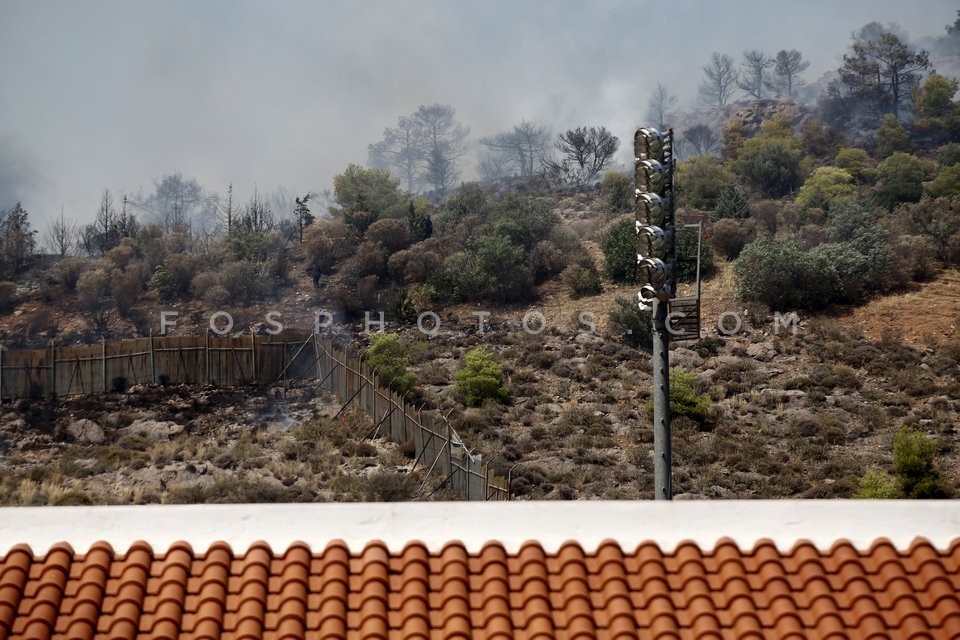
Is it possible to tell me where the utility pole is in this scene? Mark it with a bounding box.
[635,128,675,500]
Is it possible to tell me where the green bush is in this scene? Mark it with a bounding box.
[874,114,911,160]
[562,263,603,299]
[711,183,750,221]
[875,152,925,209]
[148,265,177,303]
[454,347,510,407]
[646,368,712,426]
[601,171,633,212]
[676,154,733,210]
[835,147,873,183]
[710,219,755,259]
[330,164,406,234]
[853,469,901,499]
[926,163,960,198]
[733,238,835,309]
[796,167,858,210]
[608,296,652,349]
[938,143,960,168]
[894,426,948,498]
[490,194,559,253]
[602,218,637,284]
[434,233,533,303]
[735,138,805,198]
[365,332,420,396]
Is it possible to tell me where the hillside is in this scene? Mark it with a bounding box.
[1,182,959,504]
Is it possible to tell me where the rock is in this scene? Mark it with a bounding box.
[67,418,105,444]
[746,342,776,362]
[121,418,184,441]
[671,347,704,369]
[574,332,604,346]
[102,411,133,428]
[4,418,27,431]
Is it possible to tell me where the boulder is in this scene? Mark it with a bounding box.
[67,418,105,444]
[747,342,776,362]
[121,418,184,441]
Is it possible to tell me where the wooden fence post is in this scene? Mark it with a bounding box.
[250,329,257,384]
[101,338,107,392]
[205,332,211,385]
[149,331,156,384]
[50,341,56,398]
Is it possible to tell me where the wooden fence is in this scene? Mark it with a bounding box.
[0,332,510,501]
[312,336,510,501]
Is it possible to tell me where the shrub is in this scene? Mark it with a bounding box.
[0,281,15,312]
[676,154,732,210]
[531,239,569,283]
[796,167,858,210]
[434,234,533,303]
[893,426,948,498]
[835,147,873,183]
[191,271,220,300]
[440,182,487,225]
[366,218,412,253]
[875,152,925,209]
[938,143,960,168]
[733,238,834,309]
[203,285,231,308]
[455,347,510,407]
[226,228,272,263]
[710,219,756,259]
[735,138,805,198]
[110,268,143,317]
[388,246,444,284]
[853,469,901,499]
[601,171,633,211]
[925,163,960,198]
[353,241,389,278]
[602,218,637,284]
[55,257,86,292]
[363,471,417,501]
[874,114,911,160]
[646,368,712,426]
[711,183,750,221]
[220,260,264,305]
[562,263,603,299]
[608,296,652,349]
[365,332,420,395]
[303,221,358,274]
[330,164,405,234]
[490,194,560,253]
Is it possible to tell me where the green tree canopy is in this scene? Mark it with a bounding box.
[875,151,926,208]
[331,164,406,234]
[734,126,806,198]
[796,166,859,210]
[677,154,734,210]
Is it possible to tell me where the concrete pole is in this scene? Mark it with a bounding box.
[652,298,672,500]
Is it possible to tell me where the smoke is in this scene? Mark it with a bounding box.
[0,137,41,212]
[0,0,956,225]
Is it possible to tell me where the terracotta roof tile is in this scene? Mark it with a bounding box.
[1,536,959,639]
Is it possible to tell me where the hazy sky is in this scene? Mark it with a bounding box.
[1,0,956,227]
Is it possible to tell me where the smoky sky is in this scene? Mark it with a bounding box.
[0,0,956,227]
